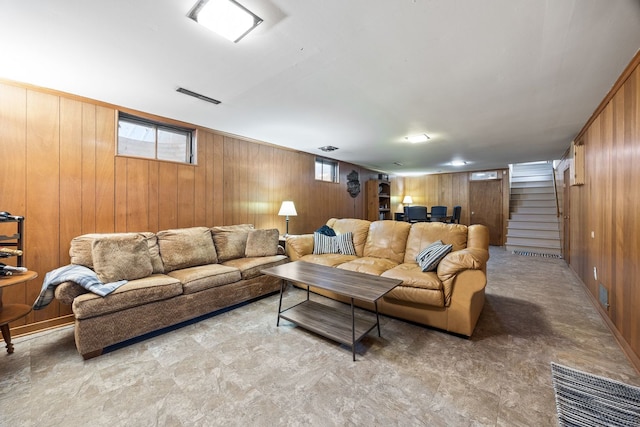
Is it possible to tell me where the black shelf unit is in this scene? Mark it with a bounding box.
[0,216,24,267]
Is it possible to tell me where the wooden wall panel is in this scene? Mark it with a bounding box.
[563,53,640,370]
[81,103,97,234]
[94,106,115,233]
[25,90,60,323]
[0,84,27,321]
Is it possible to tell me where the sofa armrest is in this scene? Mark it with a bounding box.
[54,281,90,305]
[285,234,314,261]
[437,248,489,305]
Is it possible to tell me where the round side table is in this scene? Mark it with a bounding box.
[0,270,38,354]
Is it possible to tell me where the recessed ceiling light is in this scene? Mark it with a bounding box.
[319,145,339,152]
[451,160,468,166]
[188,0,263,43]
[405,134,430,143]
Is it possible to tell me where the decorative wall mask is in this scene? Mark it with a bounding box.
[346,170,360,198]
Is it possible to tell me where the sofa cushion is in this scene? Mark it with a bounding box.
[382,263,444,291]
[72,274,183,320]
[337,257,399,276]
[325,218,371,257]
[299,254,358,267]
[70,232,164,274]
[211,224,254,262]
[222,255,288,280]
[91,235,154,283]
[167,264,242,295]
[384,284,445,307]
[245,228,279,257]
[363,220,411,263]
[157,227,218,272]
[404,222,468,263]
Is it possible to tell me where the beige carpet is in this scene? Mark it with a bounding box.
[1,247,638,426]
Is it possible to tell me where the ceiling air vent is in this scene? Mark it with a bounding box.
[319,146,339,152]
[176,87,221,105]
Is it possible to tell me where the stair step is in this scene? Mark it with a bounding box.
[507,221,559,230]
[511,176,553,183]
[507,229,560,239]
[505,244,562,257]
[510,206,557,215]
[511,187,555,194]
[511,181,554,188]
[510,199,557,208]
[510,193,556,201]
[510,213,558,222]
[505,236,561,248]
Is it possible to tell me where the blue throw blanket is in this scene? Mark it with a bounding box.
[33,265,128,310]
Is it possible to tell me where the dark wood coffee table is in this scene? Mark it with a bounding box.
[261,261,401,361]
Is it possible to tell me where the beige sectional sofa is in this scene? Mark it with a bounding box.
[55,225,288,359]
[285,218,490,337]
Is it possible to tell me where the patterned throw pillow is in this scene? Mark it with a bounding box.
[416,240,443,263]
[313,232,338,254]
[335,232,356,255]
[416,241,453,272]
[312,232,356,255]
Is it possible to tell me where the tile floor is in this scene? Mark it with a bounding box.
[0,247,638,426]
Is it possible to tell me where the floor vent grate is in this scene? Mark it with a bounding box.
[512,250,562,259]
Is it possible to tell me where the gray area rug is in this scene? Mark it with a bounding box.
[551,362,640,426]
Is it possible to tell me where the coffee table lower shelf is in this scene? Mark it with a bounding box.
[279,299,378,360]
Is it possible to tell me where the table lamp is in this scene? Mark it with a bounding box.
[402,195,413,207]
[278,201,297,236]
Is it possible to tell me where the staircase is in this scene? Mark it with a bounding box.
[505,162,562,257]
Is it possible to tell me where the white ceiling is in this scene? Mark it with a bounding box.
[1,0,639,175]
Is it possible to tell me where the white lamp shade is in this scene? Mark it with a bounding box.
[402,195,413,204]
[278,201,297,216]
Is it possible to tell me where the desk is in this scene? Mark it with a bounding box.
[0,270,37,354]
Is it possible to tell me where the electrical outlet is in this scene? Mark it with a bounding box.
[593,266,598,280]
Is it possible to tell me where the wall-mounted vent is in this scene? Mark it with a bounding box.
[598,283,609,310]
[176,87,221,105]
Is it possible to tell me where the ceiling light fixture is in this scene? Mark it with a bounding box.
[405,134,430,143]
[319,146,339,152]
[451,160,468,166]
[188,0,263,43]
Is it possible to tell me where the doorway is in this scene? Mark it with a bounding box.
[469,180,503,246]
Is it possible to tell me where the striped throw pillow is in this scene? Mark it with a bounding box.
[417,241,452,272]
[335,232,356,255]
[313,232,338,254]
[416,240,443,263]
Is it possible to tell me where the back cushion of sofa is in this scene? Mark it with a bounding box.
[325,218,371,257]
[70,232,164,274]
[363,220,411,263]
[211,224,254,262]
[404,222,468,264]
[157,227,218,272]
[92,234,154,283]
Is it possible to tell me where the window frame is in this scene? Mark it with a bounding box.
[117,112,196,165]
[315,157,339,183]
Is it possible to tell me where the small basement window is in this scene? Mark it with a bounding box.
[315,157,339,183]
[118,113,196,164]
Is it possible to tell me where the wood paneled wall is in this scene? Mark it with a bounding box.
[392,169,510,244]
[555,51,640,370]
[0,80,375,336]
